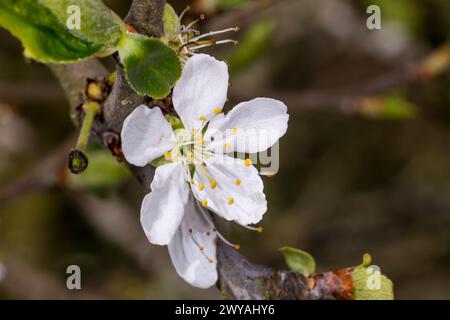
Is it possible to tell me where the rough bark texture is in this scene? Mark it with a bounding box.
[50,0,352,300]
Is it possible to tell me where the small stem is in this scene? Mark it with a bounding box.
[76,101,101,150]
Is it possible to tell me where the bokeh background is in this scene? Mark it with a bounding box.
[1,0,450,299]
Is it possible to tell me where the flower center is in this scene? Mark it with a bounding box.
[166,128,213,168]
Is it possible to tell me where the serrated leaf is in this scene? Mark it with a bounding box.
[279,246,316,277]
[352,254,394,300]
[0,0,124,63]
[163,3,180,36]
[118,33,182,99]
[68,148,130,198]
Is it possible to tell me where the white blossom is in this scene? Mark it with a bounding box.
[121,54,289,288]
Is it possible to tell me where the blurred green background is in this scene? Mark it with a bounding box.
[1,0,450,299]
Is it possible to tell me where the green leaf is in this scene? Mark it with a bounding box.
[279,246,316,277]
[0,0,124,63]
[352,254,394,300]
[163,3,180,36]
[69,148,130,198]
[118,33,182,99]
[228,19,276,74]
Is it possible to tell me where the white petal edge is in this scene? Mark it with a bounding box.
[168,196,218,288]
[140,163,189,246]
[191,155,267,225]
[172,54,229,132]
[121,105,176,167]
[205,98,289,154]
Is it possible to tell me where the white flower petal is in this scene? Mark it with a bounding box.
[121,105,176,167]
[205,98,289,153]
[168,196,218,288]
[191,155,267,225]
[141,163,189,246]
[172,54,229,132]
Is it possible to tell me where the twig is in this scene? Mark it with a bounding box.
[232,45,450,115]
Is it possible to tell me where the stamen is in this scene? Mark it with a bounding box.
[194,39,216,46]
[199,115,206,121]
[214,107,222,114]
[228,197,234,205]
[211,180,218,189]
[189,39,238,51]
[235,179,241,186]
[190,179,195,184]
[164,151,172,159]
[231,128,238,135]
[198,183,205,191]
[242,225,264,233]
[224,143,231,149]
[184,14,205,31]
[178,6,190,22]
[188,226,214,263]
[191,27,240,42]
[244,158,252,167]
[214,228,240,250]
[196,164,216,186]
[201,199,208,207]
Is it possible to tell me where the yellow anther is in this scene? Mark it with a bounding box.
[199,115,206,121]
[164,151,172,159]
[235,179,241,186]
[231,128,238,135]
[192,128,197,134]
[190,179,195,184]
[214,107,222,114]
[234,244,241,250]
[199,246,205,251]
[202,199,208,207]
[211,180,218,189]
[198,183,205,191]
[224,143,231,149]
[228,197,234,205]
[244,158,252,167]
[186,151,193,158]
[257,227,263,233]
